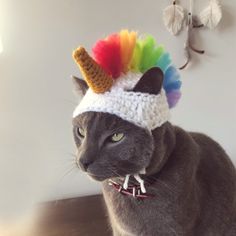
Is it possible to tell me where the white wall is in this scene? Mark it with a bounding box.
[0,0,235,219]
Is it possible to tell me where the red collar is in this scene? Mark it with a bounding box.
[108,179,155,200]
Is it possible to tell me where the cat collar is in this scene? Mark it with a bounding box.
[108,179,155,200]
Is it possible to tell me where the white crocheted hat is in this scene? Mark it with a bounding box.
[73,72,170,130]
[72,30,181,131]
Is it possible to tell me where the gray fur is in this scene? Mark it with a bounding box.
[72,69,236,236]
[72,76,88,96]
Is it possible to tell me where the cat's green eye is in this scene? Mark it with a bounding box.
[111,133,124,142]
[77,127,85,138]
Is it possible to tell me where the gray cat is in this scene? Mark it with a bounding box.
[72,68,236,236]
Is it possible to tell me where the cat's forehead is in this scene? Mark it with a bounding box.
[73,112,135,131]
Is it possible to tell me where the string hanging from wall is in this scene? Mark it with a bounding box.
[163,0,222,69]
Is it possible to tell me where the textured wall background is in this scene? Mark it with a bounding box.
[0,0,235,219]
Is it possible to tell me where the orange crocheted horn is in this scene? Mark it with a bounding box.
[73,47,113,93]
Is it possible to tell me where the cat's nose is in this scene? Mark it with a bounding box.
[78,158,93,171]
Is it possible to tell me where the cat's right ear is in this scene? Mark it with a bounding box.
[72,75,89,96]
[132,67,164,95]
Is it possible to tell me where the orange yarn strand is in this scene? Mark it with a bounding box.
[120,30,137,72]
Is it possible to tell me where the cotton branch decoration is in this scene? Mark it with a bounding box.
[163,0,223,69]
[179,6,205,69]
[199,0,222,29]
[163,1,185,35]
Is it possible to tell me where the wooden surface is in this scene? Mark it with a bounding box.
[37,194,111,236]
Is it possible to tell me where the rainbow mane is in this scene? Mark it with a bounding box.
[92,30,181,108]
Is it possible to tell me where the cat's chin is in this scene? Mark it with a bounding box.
[87,173,108,182]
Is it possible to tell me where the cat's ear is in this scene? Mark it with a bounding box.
[72,75,89,96]
[133,67,164,95]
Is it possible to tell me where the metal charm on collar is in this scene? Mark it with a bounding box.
[108,174,155,200]
[123,174,146,193]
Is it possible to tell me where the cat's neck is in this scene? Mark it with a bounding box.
[145,122,176,176]
[106,122,177,188]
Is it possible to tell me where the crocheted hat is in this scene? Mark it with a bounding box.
[73,30,181,131]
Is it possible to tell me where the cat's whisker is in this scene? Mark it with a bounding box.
[109,166,123,178]
[67,153,78,161]
[58,165,77,183]
[68,152,77,158]
[54,153,77,171]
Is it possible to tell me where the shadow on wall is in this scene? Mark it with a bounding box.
[218,5,235,32]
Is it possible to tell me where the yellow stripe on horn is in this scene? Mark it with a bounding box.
[73,47,113,93]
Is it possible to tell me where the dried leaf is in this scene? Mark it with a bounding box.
[199,0,222,29]
[163,2,185,36]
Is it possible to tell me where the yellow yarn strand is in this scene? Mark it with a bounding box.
[130,39,142,72]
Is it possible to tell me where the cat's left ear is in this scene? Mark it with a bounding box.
[72,75,89,96]
[133,67,164,95]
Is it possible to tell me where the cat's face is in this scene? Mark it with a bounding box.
[73,112,154,181]
[72,67,165,181]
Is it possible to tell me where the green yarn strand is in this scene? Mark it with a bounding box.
[139,36,165,73]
